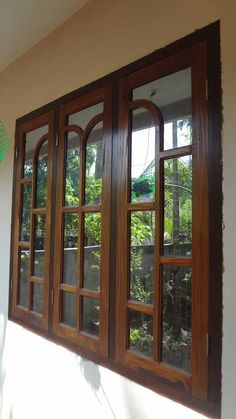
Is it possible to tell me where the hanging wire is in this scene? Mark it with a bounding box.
[0,120,8,161]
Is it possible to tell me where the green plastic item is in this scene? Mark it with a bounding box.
[0,120,8,161]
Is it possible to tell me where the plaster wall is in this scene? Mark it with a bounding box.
[0,1,235,418]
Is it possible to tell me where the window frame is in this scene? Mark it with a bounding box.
[116,42,208,399]
[9,22,222,417]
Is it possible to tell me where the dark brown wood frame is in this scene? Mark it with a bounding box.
[9,21,222,418]
[116,42,208,400]
[52,85,112,356]
[11,110,55,329]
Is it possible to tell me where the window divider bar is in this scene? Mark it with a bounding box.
[127,202,155,211]
[78,132,85,332]
[127,300,154,315]
[18,241,30,248]
[30,276,44,284]
[32,207,46,215]
[153,118,164,363]
[80,289,100,299]
[28,150,37,311]
[160,145,192,160]
[20,178,32,185]
[59,284,77,293]
[160,256,192,266]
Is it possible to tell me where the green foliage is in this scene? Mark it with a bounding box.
[129,318,153,357]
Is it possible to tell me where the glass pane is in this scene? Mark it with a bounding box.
[35,141,48,208]
[133,68,192,150]
[61,292,76,328]
[130,211,155,304]
[20,183,32,241]
[131,109,155,203]
[65,132,80,207]
[162,266,192,372]
[81,297,99,336]
[18,249,30,308]
[83,213,101,291]
[24,125,48,177]
[85,121,103,205]
[164,119,192,150]
[68,102,103,129]
[32,283,43,314]
[163,156,192,256]
[33,215,46,278]
[62,213,79,286]
[129,310,153,358]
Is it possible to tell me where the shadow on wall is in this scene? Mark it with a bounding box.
[79,358,117,419]
[0,314,9,419]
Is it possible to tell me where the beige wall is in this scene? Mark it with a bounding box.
[0,1,235,418]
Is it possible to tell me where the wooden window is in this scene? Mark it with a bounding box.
[52,86,112,356]
[116,43,208,399]
[11,112,54,329]
[9,23,221,416]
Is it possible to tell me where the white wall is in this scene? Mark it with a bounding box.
[0,1,235,418]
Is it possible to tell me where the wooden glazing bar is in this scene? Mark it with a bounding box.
[127,202,155,212]
[80,288,100,299]
[28,146,37,311]
[62,206,80,213]
[59,283,77,293]
[154,114,164,363]
[32,207,46,215]
[30,276,44,284]
[20,178,32,185]
[82,113,103,145]
[78,131,84,330]
[18,241,30,248]
[77,209,83,331]
[127,300,154,315]
[64,124,84,137]
[52,113,66,333]
[160,256,192,266]
[80,205,101,213]
[128,100,164,130]
[159,145,192,160]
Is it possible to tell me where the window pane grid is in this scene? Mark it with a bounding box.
[16,124,51,320]
[56,98,106,342]
[10,41,215,403]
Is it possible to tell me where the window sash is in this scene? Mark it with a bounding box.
[116,43,208,399]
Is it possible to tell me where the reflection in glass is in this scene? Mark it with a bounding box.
[20,183,32,241]
[163,156,192,256]
[62,213,78,286]
[130,211,155,304]
[164,119,192,150]
[82,297,99,336]
[133,68,192,150]
[131,109,155,203]
[18,249,30,308]
[61,292,76,328]
[33,215,46,278]
[32,283,43,314]
[83,213,101,291]
[85,121,103,205]
[68,102,103,129]
[129,310,153,358]
[36,141,48,208]
[162,266,192,371]
[65,132,80,207]
[24,125,48,177]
